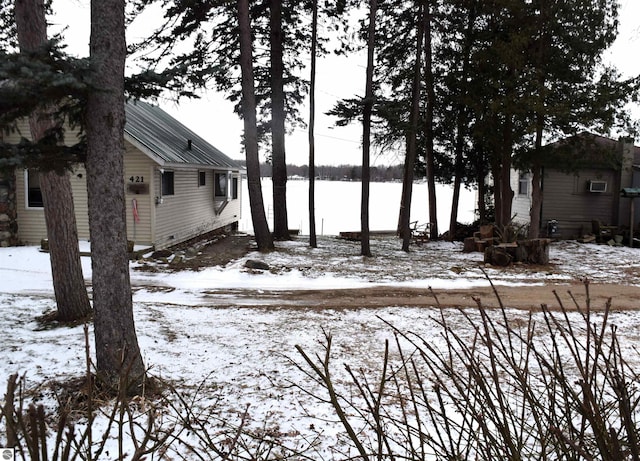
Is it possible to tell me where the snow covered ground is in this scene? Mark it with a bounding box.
[1,236,640,458]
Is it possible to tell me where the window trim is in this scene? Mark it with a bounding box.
[198,170,206,187]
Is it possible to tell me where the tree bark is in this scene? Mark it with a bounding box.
[269,0,289,240]
[528,0,549,239]
[86,0,145,391]
[308,0,318,248]
[424,0,438,240]
[238,0,274,251]
[14,0,91,321]
[399,0,425,252]
[476,154,488,223]
[448,1,476,241]
[499,112,514,227]
[529,117,544,239]
[360,0,377,257]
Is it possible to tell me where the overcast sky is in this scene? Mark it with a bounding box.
[51,0,639,166]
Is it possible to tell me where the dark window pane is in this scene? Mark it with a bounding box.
[162,171,174,196]
[27,170,43,207]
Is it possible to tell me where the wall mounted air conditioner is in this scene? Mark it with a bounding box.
[589,180,607,193]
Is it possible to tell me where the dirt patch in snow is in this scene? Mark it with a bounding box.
[135,233,640,311]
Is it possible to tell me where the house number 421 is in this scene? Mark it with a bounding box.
[129,176,144,183]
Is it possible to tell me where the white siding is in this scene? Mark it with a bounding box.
[15,166,90,245]
[511,169,532,226]
[124,143,155,245]
[9,119,241,248]
[9,120,90,245]
[154,169,241,249]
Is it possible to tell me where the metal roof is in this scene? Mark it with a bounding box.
[124,99,240,170]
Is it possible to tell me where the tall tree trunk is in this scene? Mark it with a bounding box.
[86,0,145,391]
[269,0,289,240]
[529,113,544,238]
[449,133,465,241]
[361,0,377,257]
[476,163,488,223]
[424,0,438,240]
[500,113,514,227]
[529,0,549,239]
[491,145,503,227]
[308,0,318,248]
[14,0,91,322]
[238,0,274,252]
[399,0,425,252]
[448,1,476,241]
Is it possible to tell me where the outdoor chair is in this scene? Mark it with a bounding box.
[410,221,430,244]
[591,220,616,243]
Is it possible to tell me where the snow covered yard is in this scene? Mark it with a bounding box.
[2,235,640,458]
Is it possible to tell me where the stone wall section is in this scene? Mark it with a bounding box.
[0,170,19,247]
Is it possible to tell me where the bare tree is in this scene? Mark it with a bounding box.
[13,0,91,321]
[85,0,145,390]
[238,0,274,252]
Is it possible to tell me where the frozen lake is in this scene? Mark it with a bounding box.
[240,178,477,236]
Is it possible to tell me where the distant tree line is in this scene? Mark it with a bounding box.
[251,162,405,182]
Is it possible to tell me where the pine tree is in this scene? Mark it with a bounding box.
[86,0,146,391]
[13,0,91,322]
[307,0,318,248]
[361,0,377,257]
[237,0,275,252]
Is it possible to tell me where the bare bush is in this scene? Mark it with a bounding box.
[295,279,640,460]
[1,327,313,460]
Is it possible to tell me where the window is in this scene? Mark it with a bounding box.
[215,172,227,198]
[198,171,206,187]
[232,176,238,199]
[518,172,529,196]
[26,169,43,208]
[161,171,175,196]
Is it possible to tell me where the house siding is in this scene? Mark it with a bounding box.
[8,119,90,245]
[15,165,90,245]
[124,142,155,246]
[154,168,241,249]
[541,169,618,238]
[511,169,532,227]
[8,106,243,249]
